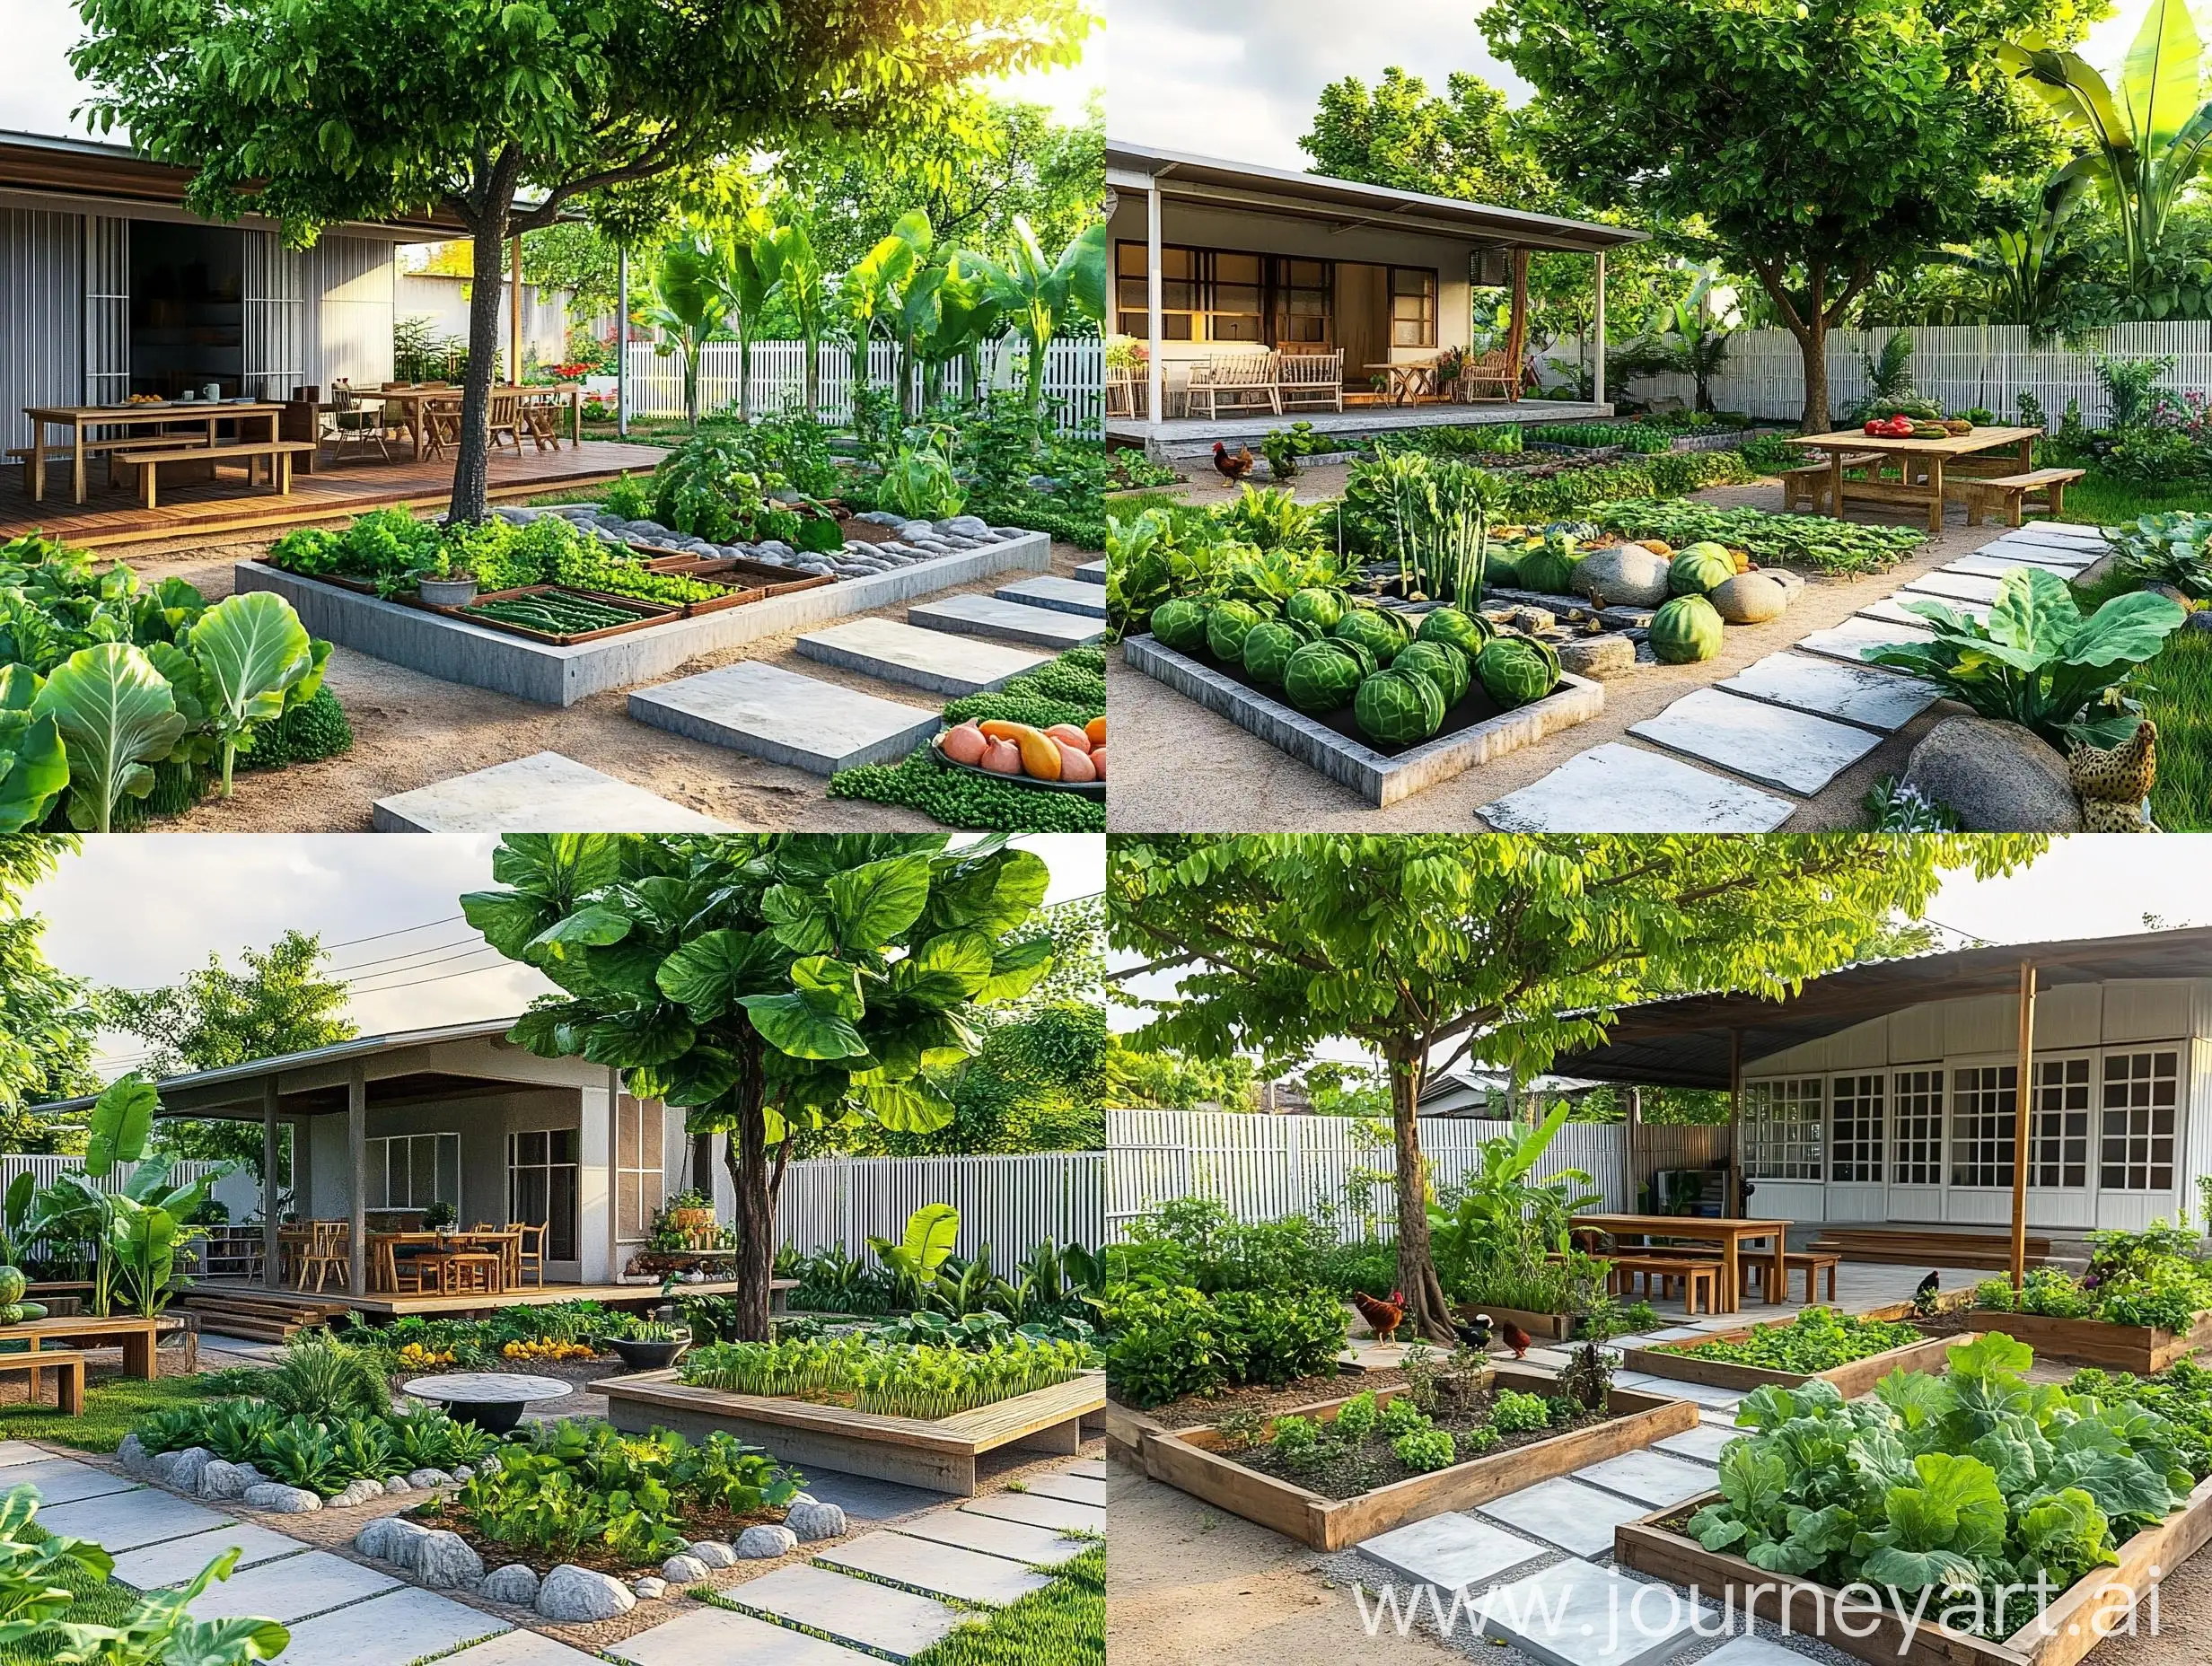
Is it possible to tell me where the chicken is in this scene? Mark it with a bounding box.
[1352,1288,1406,1345]
[1499,1320,1533,1360]
[1913,1270,1941,1304]
[1454,1312,1494,1354]
[1212,441,1256,485]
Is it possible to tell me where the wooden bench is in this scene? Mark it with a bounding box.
[111,440,318,508]
[1958,467,2085,528]
[1741,1250,1842,1304]
[1610,1253,1720,1314]
[1781,452,1880,513]
[0,1346,85,1414]
[9,435,211,495]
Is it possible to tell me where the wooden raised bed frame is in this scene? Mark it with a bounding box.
[594,1366,1104,1496]
[1137,1363,1698,1551]
[1913,1308,2212,1373]
[1620,1323,1967,1398]
[1618,1473,2212,1666]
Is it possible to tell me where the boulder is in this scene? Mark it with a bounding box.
[2190,608,2212,633]
[241,1483,321,1514]
[1572,543,1672,609]
[407,1469,452,1489]
[198,1460,255,1500]
[1555,635,1637,680]
[1708,574,1790,625]
[328,1478,386,1509]
[383,1477,414,1495]
[1505,606,1557,636]
[451,1465,474,1482]
[1900,716,2083,831]
[1764,568,1806,596]
[661,1554,710,1584]
[481,1565,541,1607]
[737,1525,799,1558]
[413,1530,485,1591]
[786,1500,847,1542]
[687,1540,738,1569]
[632,1578,668,1600]
[150,1446,213,1495]
[536,1565,636,1623]
[356,1516,432,1565]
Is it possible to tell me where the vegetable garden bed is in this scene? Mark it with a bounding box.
[1137,1364,1697,1551]
[1912,1308,2212,1372]
[1621,1311,1963,1396]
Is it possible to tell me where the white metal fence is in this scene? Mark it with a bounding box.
[1621,321,2212,429]
[776,1151,1104,1262]
[622,337,1102,434]
[0,1153,227,1197]
[1105,1109,1629,1243]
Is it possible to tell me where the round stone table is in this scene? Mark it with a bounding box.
[402,1372,572,1433]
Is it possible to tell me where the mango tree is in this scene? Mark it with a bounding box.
[462,834,1057,1340]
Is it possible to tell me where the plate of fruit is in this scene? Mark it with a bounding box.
[934,717,1104,796]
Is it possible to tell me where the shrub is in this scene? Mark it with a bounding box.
[1490,1389,1552,1434]
[1213,1287,1349,1387]
[1101,1285,1227,1407]
[1391,1425,1458,1472]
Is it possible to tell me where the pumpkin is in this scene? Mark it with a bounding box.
[1084,715,1106,748]
[940,723,988,766]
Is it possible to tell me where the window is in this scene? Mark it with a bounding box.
[1950,1065,2017,1188]
[616,1095,665,1241]
[508,1128,579,1262]
[1390,267,1438,347]
[1113,242,1339,346]
[368,1133,460,1211]
[1276,259,1333,344]
[2101,1049,2178,1191]
[1208,251,1264,343]
[1830,1074,1883,1183]
[2030,1057,2091,1189]
[1742,1079,1822,1179]
[1892,1068,1944,1185]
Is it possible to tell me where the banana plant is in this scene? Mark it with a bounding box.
[638,229,736,425]
[42,1539,287,1665]
[921,252,1009,408]
[0,1484,113,1650]
[869,1202,961,1309]
[31,643,187,833]
[725,206,780,424]
[0,666,65,834]
[891,259,948,418]
[758,211,830,418]
[1938,172,2096,332]
[973,218,1108,431]
[108,1168,224,1318]
[833,212,932,415]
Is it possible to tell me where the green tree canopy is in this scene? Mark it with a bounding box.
[1108,835,2043,1338]
[1302,67,1549,206]
[0,835,98,1148]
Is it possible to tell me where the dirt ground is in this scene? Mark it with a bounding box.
[1106,476,2050,832]
[101,529,1086,832]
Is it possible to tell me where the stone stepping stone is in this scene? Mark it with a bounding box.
[1629,688,1883,797]
[184,1548,398,1624]
[908,593,1105,650]
[276,1586,510,1666]
[445,1631,610,1666]
[995,574,1108,618]
[796,618,1048,697]
[1862,595,1980,628]
[0,1441,53,1468]
[1356,1512,1547,1591]
[39,1487,231,1552]
[1612,1372,1744,1411]
[110,1521,307,1590]
[1635,1326,1711,1344]
[891,1511,1090,1568]
[1978,533,2097,566]
[628,662,940,775]
[1573,1449,1724,1509]
[815,1530,1052,1607]
[960,1491,1106,1535]
[1477,1477,1648,1559]
[2006,521,2108,545]
[1477,1556,1717,1666]
[1480,743,1795,833]
[1653,1422,1740,1465]
[1717,652,1941,735]
[1902,570,2003,604]
[1074,559,1107,585]
[1020,1472,1106,1508]
[3,1455,140,1504]
[1795,615,1934,667]
[373,752,732,834]
[1064,1459,1108,1481]
[790,1469,947,1522]
[610,1606,876,1666]
[1949,550,2083,578]
[725,1562,972,1662]
[1519,1346,1575,1370]
[1698,1635,1831,1666]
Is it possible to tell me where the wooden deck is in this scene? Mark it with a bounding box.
[180,1276,745,1320]
[0,439,667,549]
[1109,399,1615,458]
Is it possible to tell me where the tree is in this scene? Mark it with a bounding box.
[72,0,1087,523]
[0,835,98,1147]
[640,230,738,427]
[1301,67,1550,206]
[1485,0,2079,430]
[463,833,1059,1340]
[1102,1037,1260,1112]
[756,212,832,418]
[1108,836,2043,1341]
[978,221,1108,429]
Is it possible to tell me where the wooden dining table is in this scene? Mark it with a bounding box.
[374,385,584,460]
[22,400,285,504]
[1365,363,1434,406]
[1572,1213,1792,1314]
[0,1312,163,1381]
[1790,425,2043,534]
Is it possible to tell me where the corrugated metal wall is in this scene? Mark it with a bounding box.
[307,233,397,390]
[242,228,305,399]
[2,207,83,451]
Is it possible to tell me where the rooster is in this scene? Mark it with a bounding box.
[1499,1319,1533,1360]
[1352,1288,1406,1345]
[1454,1312,1494,1354]
[1212,441,1256,486]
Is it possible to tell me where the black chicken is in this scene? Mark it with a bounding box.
[1454,1312,1494,1353]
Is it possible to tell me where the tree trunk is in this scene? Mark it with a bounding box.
[720,1046,775,1342]
[1389,1048,1454,1343]
[739,337,752,424]
[804,333,820,419]
[450,208,513,526]
[1796,314,1830,434]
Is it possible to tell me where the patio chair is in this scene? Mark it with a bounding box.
[519,393,565,452]
[1105,368,1147,419]
[487,392,526,459]
[514,1222,549,1288]
[322,382,391,463]
[1276,350,1345,413]
[294,1219,349,1293]
[1185,354,1281,419]
[1454,349,1523,403]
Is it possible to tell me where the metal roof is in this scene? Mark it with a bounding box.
[1105,139,1647,254]
[1549,928,2212,1090]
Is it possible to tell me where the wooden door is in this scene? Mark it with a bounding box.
[1336,263,1389,395]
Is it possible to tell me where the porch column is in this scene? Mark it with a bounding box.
[1726,1027,1743,1215]
[347,1063,366,1296]
[1593,250,1607,408]
[607,1066,623,1281]
[510,234,525,380]
[617,245,630,437]
[261,1078,279,1287]
[2012,960,2037,1291]
[1146,183,1164,434]
[1505,250,1530,403]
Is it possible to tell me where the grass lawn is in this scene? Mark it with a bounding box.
[2145,629,2211,830]
[911,1543,1103,1666]
[2043,469,2212,527]
[0,1372,224,1456]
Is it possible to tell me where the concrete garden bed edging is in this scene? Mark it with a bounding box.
[1121,633,1602,806]
[1619,1328,1967,1398]
[1615,1472,2212,1666]
[1910,1308,2212,1372]
[594,1367,1105,1496]
[237,531,1051,706]
[1139,1363,1698,1551]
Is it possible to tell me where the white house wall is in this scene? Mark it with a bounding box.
[1,206,83,450]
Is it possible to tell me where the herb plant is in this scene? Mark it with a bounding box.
[681,1333,1090,1419]
[1597,500,1926,574]
[1658,1306,1920,1373]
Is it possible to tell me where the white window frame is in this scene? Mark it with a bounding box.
[1742,1078,1823,1179]
[1891,1066,1944,1186]
[2100,1047,2181,1193]
[1830,1072,1884,1183]
[2029,1055,2094,1192]
[367,1132,461,1211]
[1950,1062,2018,1189]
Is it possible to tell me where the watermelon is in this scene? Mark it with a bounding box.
[1393,640,1469,708]
[1150,597,1207,653]
[1281,641,1365,714]
[0,1267,22,1307]
[1485,548,1522,587]
[1242,620,1305,687]
[1476,637,1557,708]
[1333,606,1406,666]
[1285,587,1349,633]
[1354,667,1447,746]
[1668,542,1735,595]
[1206,600,1266,663]
[1416,607,1493,658]
[1650,593,1725,662]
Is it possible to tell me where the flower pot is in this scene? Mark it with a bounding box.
[417,576,479,608]
[605,1335,690,1372]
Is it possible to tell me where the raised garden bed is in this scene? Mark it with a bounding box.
[1459,1304,1574,1343]
[594,1366,1104,1496]
[451,584,678,644]
[1617,1473,2212,1666]
[1137,1363,1697,1550]
[1912,1307,2212,1372]
[1621,1320,1962,1398]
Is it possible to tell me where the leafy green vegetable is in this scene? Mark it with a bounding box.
[1659,1306,1919,1374]
[1599,500,1926,574]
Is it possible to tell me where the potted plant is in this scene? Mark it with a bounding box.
[603,1317,691,1371]
[416,551,478,608]
[420,1199,459,1236]
[665,1188,718,1239]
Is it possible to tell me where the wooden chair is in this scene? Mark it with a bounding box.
[294,1220,349,1293]
[422,397,464,460]
[514,1222,549,1288]
[487,392,525,459]
[1276,351,1345,413]
[1185,354,1281,419]
[323,382,391,462]
[519,393,565,452]
[1453,349,1523,403]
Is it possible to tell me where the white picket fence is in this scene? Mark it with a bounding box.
[776,1151,1105,1262]
[0,1153,227,1198]
[623,337,1102,434]
[1621,321,2212,428]
[1104,1109,1629,1244]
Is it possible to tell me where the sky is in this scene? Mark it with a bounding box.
[25,835,1104,1077]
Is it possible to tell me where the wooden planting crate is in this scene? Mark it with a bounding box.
[1620,1325,1967,1398]
[1138,1363,1698,1551]
[595,1366,1105,1496]
[1616,1473,2212,1666]
[1910,1308,2212,1373]
[442,584,680,644]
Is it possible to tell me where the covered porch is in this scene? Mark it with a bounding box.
[1103,398,1618,460]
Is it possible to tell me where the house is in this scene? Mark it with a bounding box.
[1103,139,1646,452]
[1549,928,2212,1242]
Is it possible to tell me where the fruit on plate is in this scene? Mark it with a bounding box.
[1668,542,1736,595]
[1944,417,1974,435]
[1084,715,1106,748]
[947,717,1102,785]
[1354,665,1447,746]
[1045,723,1092,752]
[1282,640,1365,714]
[940,722,988,766]
[1056,743,1095,783]
[1649,593,1725,662]
[1090,747,1106,777]
[1150,597,1208,652]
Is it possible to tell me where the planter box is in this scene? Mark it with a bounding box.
[1620,1328,1965,1398]
[595,1366,1104,1497]
[1139,1363,1698,1551]
[1912,1308,2212,1373]
[1459,1304,1574,1343]
[1616,1472,2212,1666]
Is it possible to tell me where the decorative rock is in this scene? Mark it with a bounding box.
[356,1516,432,1564]
[1765,568,1806,595]
[1594,605,1655,630]
[2190,609,2212,632]
[1901,715,2083,831]
[241,1482,322,1513]
[451,1465,474,1481]
[661,1554,710,1583]
[737,1524,799,1558]
[151,1446,213,1494]
[198,1459,255,1500]
[384,1476,414,1495]
[785,1500,848,1542]
[413,1530,486,1590]
[1572,543,1672,608]
[536,1564,636,1622]
[116,1434,154,1477]
[1505,606,1556,635]
[632,1577,668,1600]
[407,1469,452,1489]
[1555,635,1637,680]
[481,1564,541,1607]
[687,1539,738,1569]
[1708,573,1790,625]
[329,1478,386,1508]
